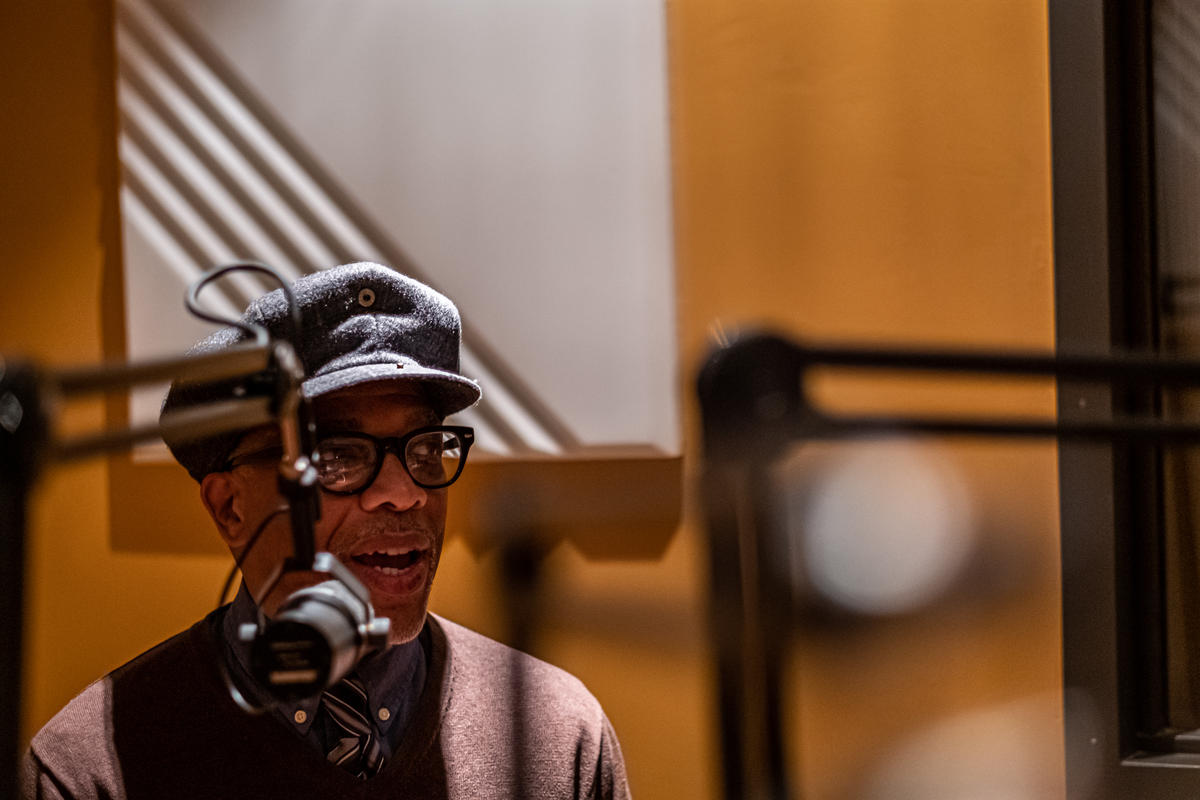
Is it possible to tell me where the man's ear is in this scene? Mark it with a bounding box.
[200,471,248,548]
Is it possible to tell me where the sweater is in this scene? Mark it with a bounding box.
[22,612,630,799]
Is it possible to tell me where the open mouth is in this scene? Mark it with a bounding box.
[351,550,423,575]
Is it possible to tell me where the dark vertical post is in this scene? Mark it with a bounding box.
[499,523,548,800]
[750,464,793,800]
[701,465,749,799]
[0,363,47,797]
[699,334,807,799]
[1050,0,1184,794]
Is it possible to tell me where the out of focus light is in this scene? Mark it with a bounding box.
[0,357,23,435]
[858,689,1097,799]
[787,439,975,616]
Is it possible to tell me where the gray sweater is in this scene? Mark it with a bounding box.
[23,612,630,799]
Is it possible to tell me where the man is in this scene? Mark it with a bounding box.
[23,263,630,799]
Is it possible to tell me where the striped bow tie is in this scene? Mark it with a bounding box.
[321,675,386,779]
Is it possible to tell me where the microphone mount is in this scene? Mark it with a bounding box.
[697,330,1200,800]
[240,552,390,702]
[0,262,390,795]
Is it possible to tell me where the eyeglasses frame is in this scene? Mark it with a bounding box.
[224,424,476,493]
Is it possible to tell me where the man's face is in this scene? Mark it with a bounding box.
[206,384,448,644]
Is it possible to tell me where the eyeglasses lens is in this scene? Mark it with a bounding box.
[315,437,377,492]
[407,431,462,486]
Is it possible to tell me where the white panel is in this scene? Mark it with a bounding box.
[120,0,678,457]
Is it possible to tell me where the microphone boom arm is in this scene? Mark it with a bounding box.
[697,331,1200,800]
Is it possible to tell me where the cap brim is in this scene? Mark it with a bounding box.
[302,362,482,417]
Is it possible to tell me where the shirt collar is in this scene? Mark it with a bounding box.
[221,582,426,736]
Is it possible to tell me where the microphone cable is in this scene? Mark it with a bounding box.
[210,504,290,714]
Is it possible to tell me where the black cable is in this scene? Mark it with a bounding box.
[185,262,300,346]
[216,504,289,609]
[210,504,290,714]
[188,262,315,713]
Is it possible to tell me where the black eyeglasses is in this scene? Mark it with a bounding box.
[226,425,475,493]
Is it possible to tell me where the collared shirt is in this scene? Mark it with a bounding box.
[219,583,427,759]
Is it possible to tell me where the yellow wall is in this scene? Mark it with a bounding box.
[4,2,1056,799]
[666,3,1058,796]
[0,0,236,755]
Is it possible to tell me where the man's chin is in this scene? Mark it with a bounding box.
[382,607,429,645]
[252,574,429,645]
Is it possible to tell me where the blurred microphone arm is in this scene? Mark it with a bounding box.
[0,261,376,797]
[696,332,1200,800]
[270,339,321,570]
[699,334,1200,464]
[0,337,288,800]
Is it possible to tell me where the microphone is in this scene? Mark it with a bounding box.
[239,553,390,701]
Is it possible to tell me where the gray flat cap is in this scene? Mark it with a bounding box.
[161,262,481,481]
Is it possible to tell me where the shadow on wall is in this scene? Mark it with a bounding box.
[109,454,683,560]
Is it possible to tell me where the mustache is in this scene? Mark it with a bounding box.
[330,513,441,548]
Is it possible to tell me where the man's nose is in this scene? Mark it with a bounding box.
[358,452,427,512]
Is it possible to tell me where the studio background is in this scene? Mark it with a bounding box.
[1,2,1056,798]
